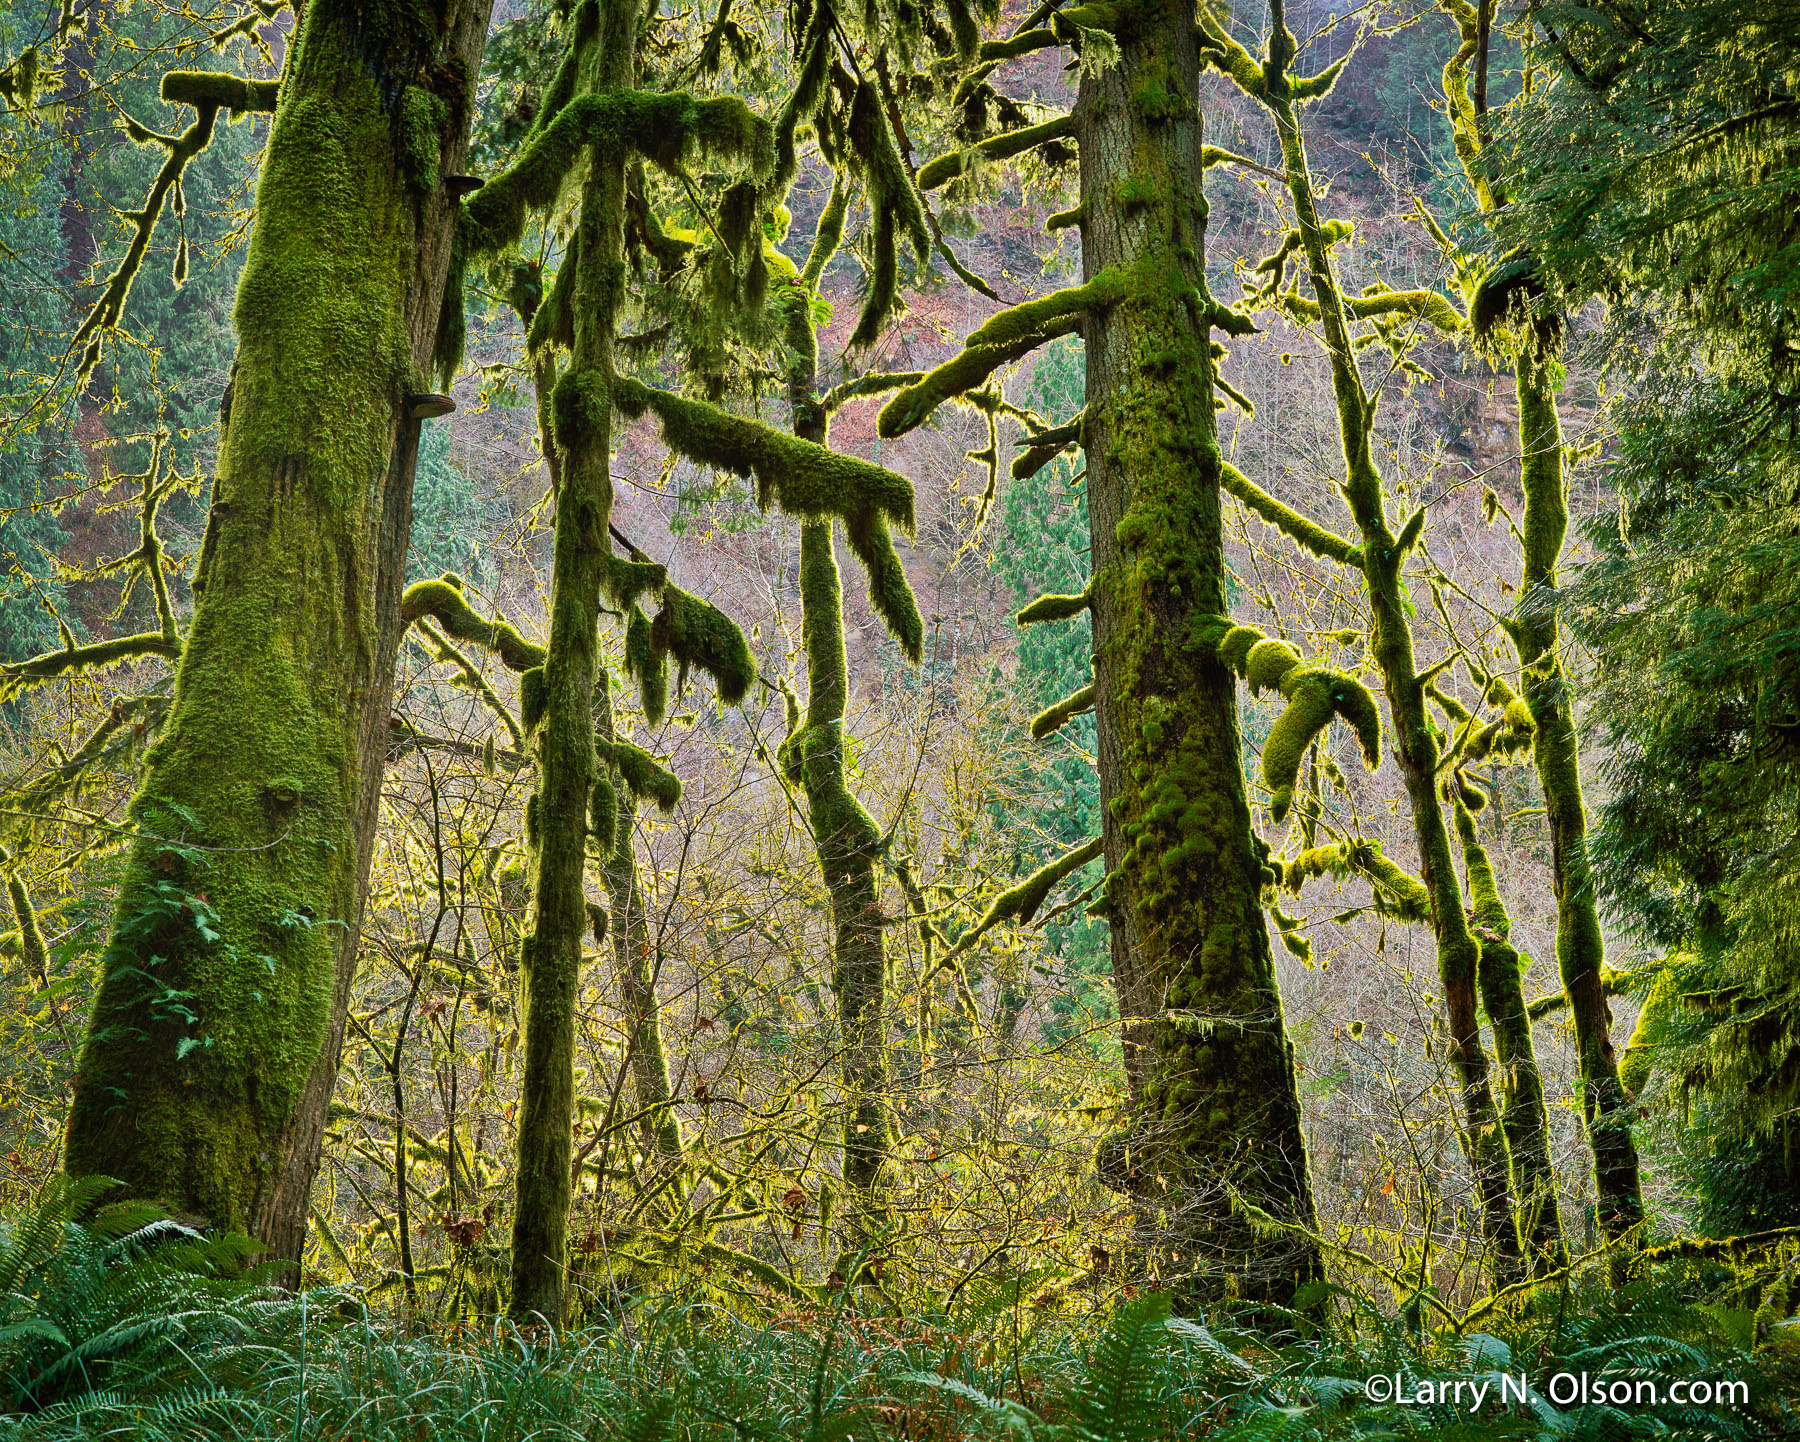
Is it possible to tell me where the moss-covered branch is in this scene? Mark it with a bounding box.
[463,90,773,255]
[876,270,1129,439]
[1280,840,1430,922]
[1017,588,1091,624]
[1030,683,1094,740]
[917,114,1073,192]
[1012,410,1084,479]
[1214,623,1379,822]
[649,583,755,706]
[159,70,279,113]
[0,632,181,700]
[613,377,914,533]
[601,738,681,813]
[947,836,1105,960]
[1220,461,1361,566]
[1278,286,1465,333]
[401,576,545,672]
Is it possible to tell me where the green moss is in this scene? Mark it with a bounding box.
[588,772,618,854]
[651,583,754,704]
[1017,589,1091,625]
[1245,637,1303,694]
[916,114,1075,192]
[398,84,447,190]
[613,377,913,533]
[402,577,545,672]
[622,604,667,726]
[603,738,681,812]
[520,666,547,734]
[462,90,773,257]
[1030,682,1095,740]
[552,367,610,452]
[842,512,924,661]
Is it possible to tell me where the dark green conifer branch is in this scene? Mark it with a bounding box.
[1030,682,1094,740]
[946,835,1105,961]
[916,114,1073,191]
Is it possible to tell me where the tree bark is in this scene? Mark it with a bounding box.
[1264,65,1525,1287]
[63,0,494,1271]
[508,0,636,1328]
[1076,4,1321,1309]
[1511,342,1643,1246]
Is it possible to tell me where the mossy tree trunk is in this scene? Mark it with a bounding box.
[1433,0,1643,1249]
[778,221,895,1223]
[1255,8,1524,1284]
[595,685,683,1167]
[1075,3,1321,1308]
[1511,342,1644,1246]
[1457,798,1566,1272]
[507,0,637,1328]
[62,0,493,1266]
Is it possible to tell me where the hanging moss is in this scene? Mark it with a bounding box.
[622,604,667,726]
[3,855,48,985]
[845,78,932,348]
[842,512,924,661]
[648,583,755,705]
[520,666,548,735]
[601,738,681,812]
[1282,840,1429,922]
[462,90,774,256]
[614,378,913,533]
[589,772,619,854]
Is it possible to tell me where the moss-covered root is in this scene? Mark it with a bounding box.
[1454,797,1568,1274]
[1214,624,1379,821]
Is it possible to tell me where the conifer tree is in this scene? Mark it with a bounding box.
[880,2,1323,1307]
[42,0,496,1263]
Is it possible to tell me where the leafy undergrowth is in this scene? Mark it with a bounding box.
[1,1182,1795,1440]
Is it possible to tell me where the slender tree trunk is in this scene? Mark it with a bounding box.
[63,0,493,1267]
[792,520,895,1207]
[1456,798,1566,1271]
[508,0,635,1327]
[1511,342,1643,1245]
[595,687,683,1165]
[1265,75,1524,1287]
[1075,4,1320,1309]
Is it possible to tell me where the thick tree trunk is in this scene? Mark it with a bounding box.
[1511,343,1643,1246]
[1076,5,1320,1309]
[508,0,635,1327]
[63,0,493,1267]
